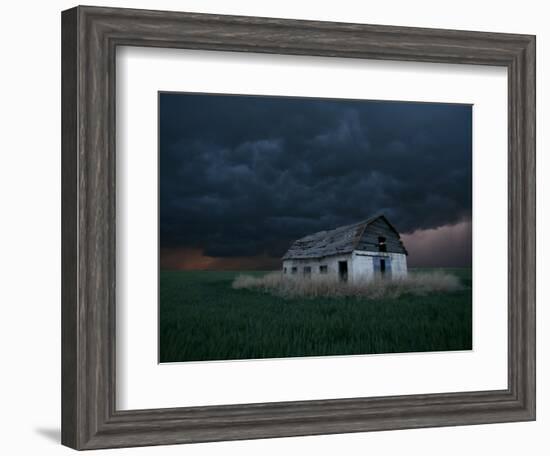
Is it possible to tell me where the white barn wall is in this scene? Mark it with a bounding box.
[283,251,408,282]
[390,253,408,278]
[282,253,352,282]
[350,252,376,282]
[352,251,408,281]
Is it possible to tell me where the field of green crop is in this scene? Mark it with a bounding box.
[159,269,472,363]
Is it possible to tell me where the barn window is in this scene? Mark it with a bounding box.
[378,236,387,252]
[303,266,312,277]
[291,267,297,274]
[319,265,328,274]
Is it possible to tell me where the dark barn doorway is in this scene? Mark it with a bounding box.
[338,261,348,282]
[380,258,386,276]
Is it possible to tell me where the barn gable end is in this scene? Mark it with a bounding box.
[355,216,408,255]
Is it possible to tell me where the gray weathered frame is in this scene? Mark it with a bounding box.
[61,5,536,450]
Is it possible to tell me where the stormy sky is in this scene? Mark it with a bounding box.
[159,93,472,269]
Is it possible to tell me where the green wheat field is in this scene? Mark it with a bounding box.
[159,268,472,363]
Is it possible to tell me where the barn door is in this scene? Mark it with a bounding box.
[386,258,392,277]
[338,261,348,282]
[374,257,391,278]
[380,258,386,275]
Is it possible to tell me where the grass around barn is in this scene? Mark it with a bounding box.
[159,268,472,363]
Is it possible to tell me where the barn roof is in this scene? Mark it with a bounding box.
[282,215,404,260]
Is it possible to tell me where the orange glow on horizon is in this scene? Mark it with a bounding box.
[160,247,280,271]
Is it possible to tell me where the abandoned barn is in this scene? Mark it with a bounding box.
[282,215,408,282]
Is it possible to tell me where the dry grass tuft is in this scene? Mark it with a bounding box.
[232,270,462,300]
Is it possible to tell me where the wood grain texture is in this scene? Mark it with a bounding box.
[61,5,536,450]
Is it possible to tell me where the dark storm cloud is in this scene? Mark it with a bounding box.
[159,93,472,265]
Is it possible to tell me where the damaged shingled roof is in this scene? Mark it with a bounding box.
[282,215,407,260]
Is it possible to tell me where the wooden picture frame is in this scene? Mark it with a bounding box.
[61,5,535,450]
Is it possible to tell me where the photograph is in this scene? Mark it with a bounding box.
[158,93,473,363]
[4,1,536,452]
